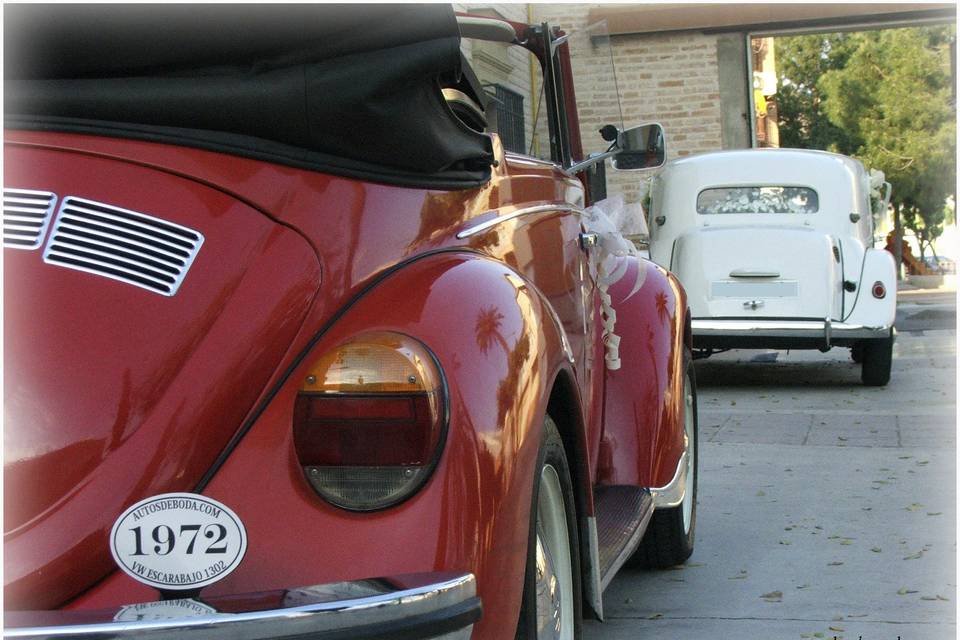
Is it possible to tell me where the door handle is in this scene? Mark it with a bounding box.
[730,269,779,278]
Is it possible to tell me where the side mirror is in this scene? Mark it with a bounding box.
[612,123,666,171]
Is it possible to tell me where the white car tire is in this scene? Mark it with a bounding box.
[861,331,893,386]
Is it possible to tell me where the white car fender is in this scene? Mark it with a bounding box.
[845,248,896,329]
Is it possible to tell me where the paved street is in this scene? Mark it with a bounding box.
[587,289,957,639]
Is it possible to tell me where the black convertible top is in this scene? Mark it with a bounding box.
[4,4,494,189]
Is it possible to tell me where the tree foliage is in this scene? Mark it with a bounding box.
[776,26,956,258]
[775,33,858,151]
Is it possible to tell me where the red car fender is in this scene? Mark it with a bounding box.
[68,251,581,639]
[598,257,690,489]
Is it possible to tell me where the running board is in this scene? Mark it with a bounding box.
[595,485,654,590]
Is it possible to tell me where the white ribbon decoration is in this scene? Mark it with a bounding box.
[582,195,647,370]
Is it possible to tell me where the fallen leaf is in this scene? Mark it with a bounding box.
[796,584,810,589]
[897,587,918,595]
[839,539,853,545]
[898,455,912,459]
[760,590,782,602]
[937,595,950,601]
[862,507,873,511]
[921,596,938,601]
[905,503,924,512]
[646,612,663,619]
[927,512,942,516]
[903,551,923,560]
[829,625,845,632]
[756,490,766,497]
[871,547,882,553]
[779,540,792,545]
[828,561,844,566]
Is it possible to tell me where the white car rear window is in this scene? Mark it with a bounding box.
[697,186,819,214]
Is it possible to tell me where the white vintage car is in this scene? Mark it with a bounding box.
[648,148,896,385]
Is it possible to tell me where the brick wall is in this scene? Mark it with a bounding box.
[534,5,724,205]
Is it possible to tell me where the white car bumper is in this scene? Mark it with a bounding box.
[692,318,893,348]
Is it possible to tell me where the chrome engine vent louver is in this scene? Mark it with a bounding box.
[3,188,57,250]
[43,197,204,296]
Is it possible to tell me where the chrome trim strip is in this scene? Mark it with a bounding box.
[599,496,654,592]
[457,203,582,239]
[692,319,891,340]
[5,573,478,640]
[650,452,687,509]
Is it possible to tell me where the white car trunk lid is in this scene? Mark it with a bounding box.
[672,226,843,320]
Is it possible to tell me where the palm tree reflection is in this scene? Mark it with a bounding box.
[475,305,509,355]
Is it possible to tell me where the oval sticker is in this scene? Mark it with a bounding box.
[109,493,247,591]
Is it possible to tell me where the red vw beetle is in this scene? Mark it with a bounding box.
[4,6,697,639]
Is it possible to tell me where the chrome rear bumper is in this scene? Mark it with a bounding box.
[4,573,479,640]
[692,318,892,347]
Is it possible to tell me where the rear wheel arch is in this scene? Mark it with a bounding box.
[545,370,590,518]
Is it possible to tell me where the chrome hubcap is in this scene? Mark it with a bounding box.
[535,464,574,640]
[682,371,695,534]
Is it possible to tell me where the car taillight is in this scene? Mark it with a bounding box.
[293,332,446,511]
[872,281,886,299]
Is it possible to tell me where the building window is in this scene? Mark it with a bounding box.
[489,84,525,154]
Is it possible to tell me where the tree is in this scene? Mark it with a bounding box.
[777,26,956,261]
[775,33,859,151]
